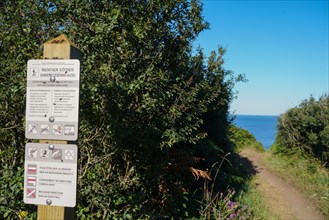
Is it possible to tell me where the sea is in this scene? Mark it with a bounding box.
[233,115,279,150]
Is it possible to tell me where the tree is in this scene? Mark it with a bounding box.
[275,95,329,164]
[0,1,241,218]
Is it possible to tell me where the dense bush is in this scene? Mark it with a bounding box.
[229,125,264,152]
[274,95,329,164]
[0,1,244,219]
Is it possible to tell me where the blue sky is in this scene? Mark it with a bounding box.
[194,0,329,115]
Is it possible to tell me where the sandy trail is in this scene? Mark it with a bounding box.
[239,148,325,220]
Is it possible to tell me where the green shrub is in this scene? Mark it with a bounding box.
[229,125,264,152]
[275,95,329,164]
[0,1,244,219]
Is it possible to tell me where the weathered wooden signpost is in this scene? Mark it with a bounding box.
[24,34,82,220]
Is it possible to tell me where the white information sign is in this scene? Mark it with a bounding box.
[24,143,78,207]
[25,59,80,140]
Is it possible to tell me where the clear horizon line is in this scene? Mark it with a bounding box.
[231,113,280,117]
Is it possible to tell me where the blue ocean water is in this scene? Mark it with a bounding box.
[233,115,279,150]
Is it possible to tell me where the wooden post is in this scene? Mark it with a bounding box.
[37,34,82,220]
[43,34,82,60]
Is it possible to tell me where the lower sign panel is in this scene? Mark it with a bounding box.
[24,143,77,207]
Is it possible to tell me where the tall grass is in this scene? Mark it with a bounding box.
[265,145,329,218]
[199,185,251,220]
[197,151,280,220]
[197,153,251,219]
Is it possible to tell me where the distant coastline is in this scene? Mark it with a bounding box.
[233,115,279,149]
[234,114,279,117]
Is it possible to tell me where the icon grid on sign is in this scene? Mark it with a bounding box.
[28,124,38,134]
[64,125,75,136]
[27,176,37,187]
[27,164,37,175]
[28,148,38,158]
[40,148,50,159]
[53,124,62,135]
[40,124,50,135]
[52,149,62,160]
[26,188,36,199]
[64,150,74,160]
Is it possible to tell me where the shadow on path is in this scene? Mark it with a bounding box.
[213,151,259,194]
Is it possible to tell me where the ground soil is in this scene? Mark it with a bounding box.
[239,148,325,220]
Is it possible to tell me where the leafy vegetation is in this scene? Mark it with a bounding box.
[265,95,329,218]
[275,95,329,164]
[200,187,250,220]
[202,125,270,219]
[0,1,246,219]
[229,125,264,152]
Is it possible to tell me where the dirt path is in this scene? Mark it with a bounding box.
[239,148,325,220]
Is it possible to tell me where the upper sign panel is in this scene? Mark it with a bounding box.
[25,60,80,140]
